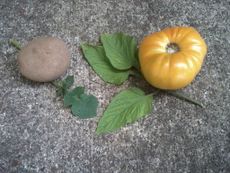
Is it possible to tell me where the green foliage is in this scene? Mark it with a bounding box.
[54,32,203,134]
[96,88,153,134]
[81,33,154,134]
[71,94,98,119]
[81,33,139,86]
[55,75,74,97]
[64,87,84,107]
[55,76,98,119]
[63,75,74,89]
[100,33,139,70]
[81,44,129,85]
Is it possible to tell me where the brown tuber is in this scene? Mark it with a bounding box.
[18,37,70,82]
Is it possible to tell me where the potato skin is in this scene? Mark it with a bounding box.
[18,37,70,82]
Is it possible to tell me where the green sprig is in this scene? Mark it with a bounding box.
[54,76,98,119]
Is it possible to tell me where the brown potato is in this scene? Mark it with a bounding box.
[18,37,70,82]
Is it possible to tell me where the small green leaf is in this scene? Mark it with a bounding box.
[52,75,98,119]
[81,44,130,85]
[54,76,74,97]
[96,87,153,134]
[100,33,138,70]
[63,75,74,89]
[56,87,65,97]
[64,87,85,107]
[54,83,67,97]
[71,93,98,119]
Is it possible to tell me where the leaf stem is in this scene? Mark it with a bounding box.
[149,89,204,108]
[129,68,143,79]
[51,81,59,88]
[9,39,21,50]
[166,91,204,108]
[151,89,161,96]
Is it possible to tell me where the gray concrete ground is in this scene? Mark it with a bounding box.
[0,0,230,172]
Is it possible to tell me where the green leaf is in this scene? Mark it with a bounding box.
[63,75,74,89]
[96,87,153,134]
[64,87,85,107]
[54,76,74,97]
[55,84,68,97]
[100,33,139,70]
[81,44,129,85]
[53,75,99,119]
[56,87,65,97]
[71,93,98,119]
[51,76,74,96]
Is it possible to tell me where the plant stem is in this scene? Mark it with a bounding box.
[9,40,21,50]
[129,69,143,78]
[151,89,161,96]
[51,81,59,88]
[166,91,204,108]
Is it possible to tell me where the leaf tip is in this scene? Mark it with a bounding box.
[80,43,87,49]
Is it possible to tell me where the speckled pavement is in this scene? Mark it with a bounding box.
[0,0,229,172]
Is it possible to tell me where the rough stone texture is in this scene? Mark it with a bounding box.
[0,0,229,173]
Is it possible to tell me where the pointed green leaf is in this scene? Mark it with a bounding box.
[96,87,153,134]
[100,33,139,70]
[81,44,129,85]
[71,93,98,119]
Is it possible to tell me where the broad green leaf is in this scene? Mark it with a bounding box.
[96,87,153,134]
[71,93,98,119]
[100,33,139,70]
[81,44,129,85]
[64,87,85,107]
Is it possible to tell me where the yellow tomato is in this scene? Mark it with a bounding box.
[139,26,207,90]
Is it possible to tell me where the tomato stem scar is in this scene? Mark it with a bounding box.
[166,43,180,54]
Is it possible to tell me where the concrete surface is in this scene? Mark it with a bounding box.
[0,0,230,172]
